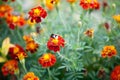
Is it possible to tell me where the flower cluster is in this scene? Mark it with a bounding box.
[38,53,56,68]
[23,72,39,80]
[9,44,27,60]
[23,35,39,53]
[28,6,47,23]
[47,34,65,52]
[111,65,120,80]
[79,0,100,10]
[101,45,117,58]
[1,60,19,76]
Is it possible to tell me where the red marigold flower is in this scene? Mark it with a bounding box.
[111,65,120,80]
[23,72,39,80]
[28,6,47,23]
[6,14,25,30]
[101,45,117,58]
[84,28,94,38]
[38,53,56,68]
[79,0,100,10]
[1,60,19,76]
[0,4,13,18]
[9,44,27,60]
[47,34,65,52]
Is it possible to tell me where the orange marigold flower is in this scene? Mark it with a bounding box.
[84,28,94,38]
[47,34,65,52]
[0,4,13,18]
[45,0,59,10]
[28,6,47,23]
[23,72,39,80]
[9,44,27,60]
[101,45,117,58]
[38,53,56,68]
[23,35,34,43]
[23,35,39,53]
[113,14,120,23]
[6,14,25,30]
[1,60,19,76]
[79,0,100,10]
[111,65,120,80]
[26,41,39,53]
[67,0,76,4]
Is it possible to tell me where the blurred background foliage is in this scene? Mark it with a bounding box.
[0,0,120,80]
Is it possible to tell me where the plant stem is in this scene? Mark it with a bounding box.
[47,68,52,80]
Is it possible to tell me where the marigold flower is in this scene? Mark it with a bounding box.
[0,4,13,18]
[38,53,56,68]
[1,60,19,76]
[113,14,120,23]
[23,35,39,53]
[111,65,120,80]
[26,41,39,53]
[23,35,34,43]
[84,28,94,38]
[28,6,47,23]
[9,44,27,60]
[67,0,76,4]
[101,45,117,58]
[47,34,65,52]
[79,0,100,10]
[23,72,39,80]
[45,0,59,10]
[6,14,25,30]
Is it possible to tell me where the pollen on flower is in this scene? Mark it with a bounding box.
[101,45,117,58]
[38,53,56,68]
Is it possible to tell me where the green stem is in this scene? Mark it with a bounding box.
[57,52,70,61]
[47,68,52,80]
[20,59,27,73]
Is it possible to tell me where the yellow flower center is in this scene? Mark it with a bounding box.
[43,54,50,61]
[28,42,35,49]
[34,9,41,16]
[13,47,19,54]
[12,16,18,23]
[52,39,58,44]
[17,52,25,60]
